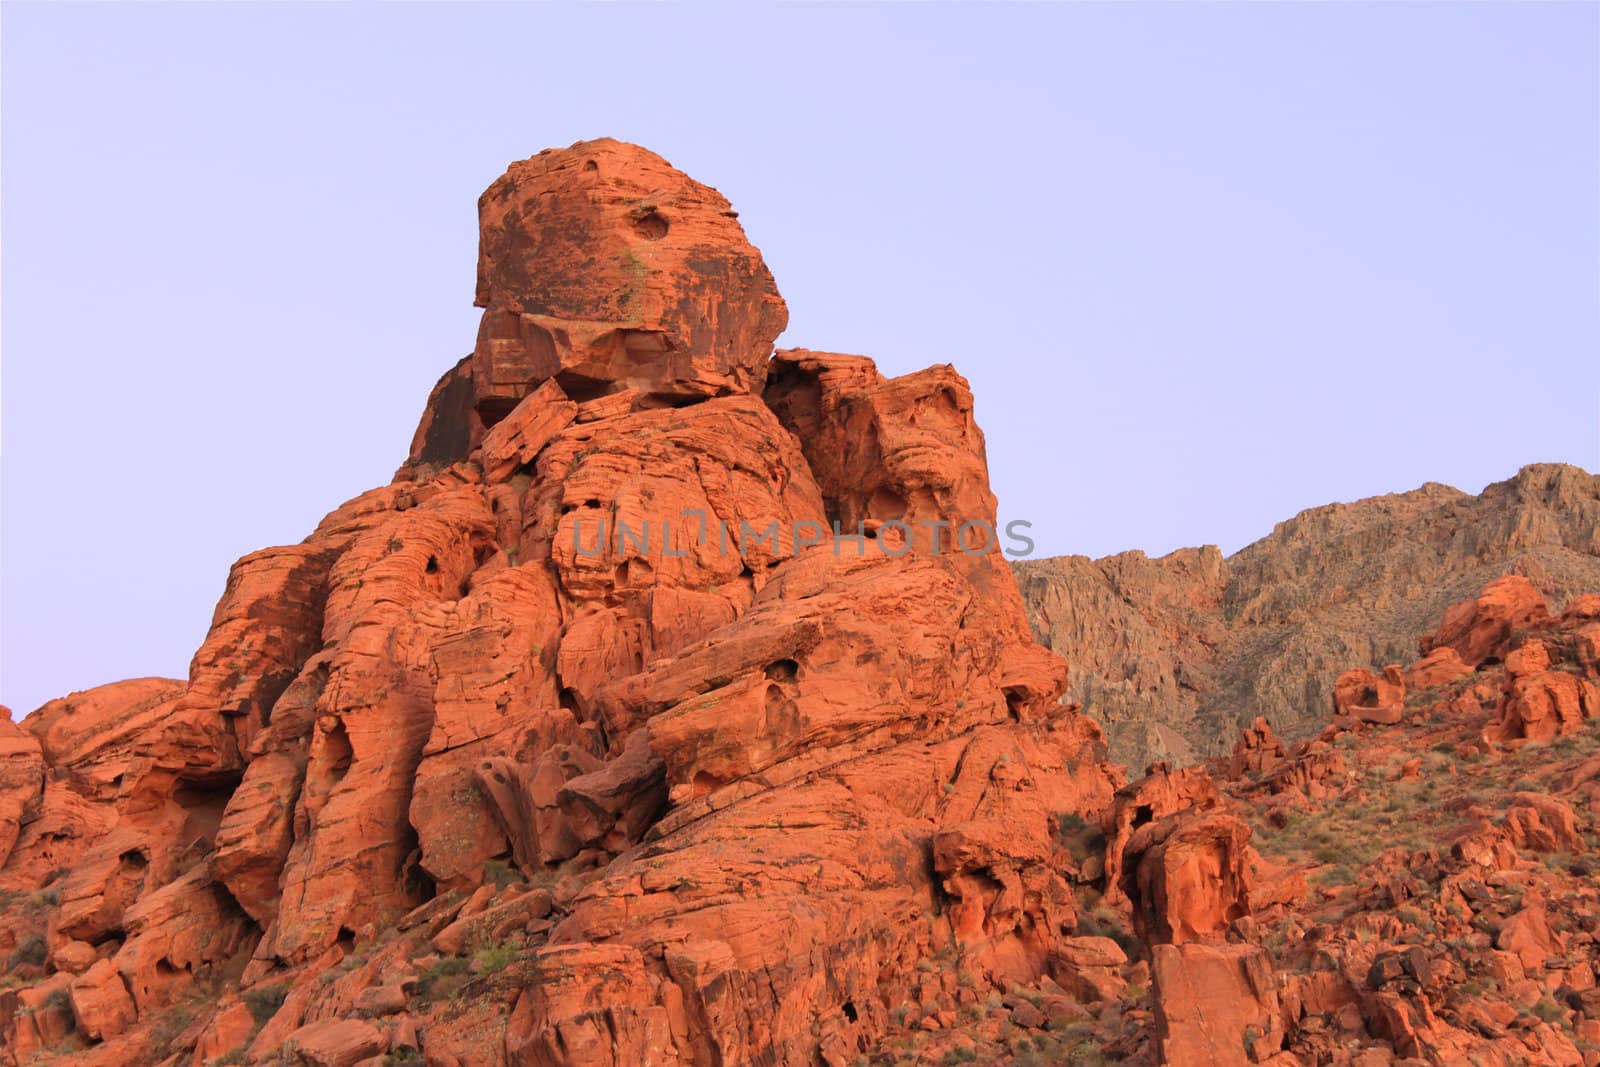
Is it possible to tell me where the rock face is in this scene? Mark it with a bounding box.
[1016,464,1600,766]
[0,140,1118,1067]
[878,574,1600,1067]
[5,139,1598,1067]
[409,138,788,467]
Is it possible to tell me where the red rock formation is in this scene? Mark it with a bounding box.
[1126,812,1254,945]
[1422,574,1550,668]
[1404,645,1472,691]
[5,141,1598,1067]
[0,140,1117,1067]
[1228,715,1286,778]
[1151,942,1285,1066]
[409,138,788,467]
[1332,664,1406,725]
[0,711,43,869]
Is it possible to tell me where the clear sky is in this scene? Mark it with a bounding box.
[3,2,1596,715]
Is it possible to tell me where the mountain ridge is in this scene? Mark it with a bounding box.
[1016,461,1600,767]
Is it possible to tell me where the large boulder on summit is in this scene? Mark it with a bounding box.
[410,138,788,466]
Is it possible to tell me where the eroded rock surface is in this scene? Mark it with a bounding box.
[5,139,1597,1067]
[1017,464,1600,765]
[1,140,1115,1067]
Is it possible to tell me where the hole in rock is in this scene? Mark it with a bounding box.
[176,773,243,842]
[764,659,799,683]
[632,209,669,240]
[761,360,823,442]
[403,848,436,903]
[636,391,703,411]
[1003,689,1025,721]
[475,396,521,430]
[1132,804,1154,828]
[119,849,149,869]
[842,1000,858,1023]
[321,721,354,786]
[559,688,582,716]
[554,371,616,405]
[426,556,439,574]
[583,159,598,173]
[336,927,357,954]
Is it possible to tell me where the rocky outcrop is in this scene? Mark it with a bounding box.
[409,138,788,467]
[880,576,1600,1067]
[1017,463,1600,765]
[1151,942,1285,1067]
[0,140,1118,1067]
[4,138,1597,1067]
[0,712,44,869]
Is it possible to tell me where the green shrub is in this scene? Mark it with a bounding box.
[416,955,470,999]
[243,983,290,1026]
[474,941,517,975]
[7,931,46,969]
[1529,996,1566,1024]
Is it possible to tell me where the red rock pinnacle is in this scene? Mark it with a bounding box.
[410,139,788,467]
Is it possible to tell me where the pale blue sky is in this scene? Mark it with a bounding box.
[3,2,1597,714]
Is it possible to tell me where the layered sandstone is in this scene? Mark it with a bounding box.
[868,575,1600,1067]
[409,138,788,467]
[0,140,1116,1067]
[1016,464,1600,766]
[5,139,1598,1067]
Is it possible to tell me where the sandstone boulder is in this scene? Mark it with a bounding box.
[1152,942,1284,1067]
[1422,574,1549,668]
[410,139,787,467]
[1332,665,1406,725]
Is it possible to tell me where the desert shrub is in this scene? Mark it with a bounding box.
[1057,813,1106,862]
[481,859,523,890]
[1529,996,1567,1024]
[7,931,46,969]
[150,1000,197,1050]
[474,941,517,975]
[1394,905,1436,933]
[1076,908,1141,957]
[243,983,290,1025]
[416,955,470,1000]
